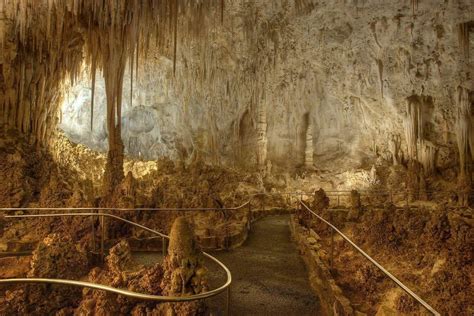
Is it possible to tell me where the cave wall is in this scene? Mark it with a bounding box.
[59,0,473,172]
[2,1,474,173]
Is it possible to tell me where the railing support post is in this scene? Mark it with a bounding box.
[226,285,231,316]
[248,201,251,223]
[330,212,334,269]
[162,237,166,257]
[100,213,105,263]
[91,210,96,252]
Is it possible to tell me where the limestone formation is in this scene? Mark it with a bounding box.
[0,233,89,315]
[160,217,208,315]
[256,104,268,171]
[304,119,314,168]
[312,189,330,212]
[388,134,402,165]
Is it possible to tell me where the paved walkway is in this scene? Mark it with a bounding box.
[206,215,320,316]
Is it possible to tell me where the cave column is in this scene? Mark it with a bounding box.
[101,37,128,196]
[304,119,314,167]
[256,105,267,170]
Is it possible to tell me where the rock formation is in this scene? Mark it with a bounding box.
[0,233,89,315]
[160,217,208,315]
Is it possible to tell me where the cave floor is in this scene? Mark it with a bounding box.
[205,215,320,316]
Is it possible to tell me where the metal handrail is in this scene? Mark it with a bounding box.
[0,190,464,314]
[0,212,232,304]
[0,188,470,213]
[0,201,250,212]
[298,200,440,316]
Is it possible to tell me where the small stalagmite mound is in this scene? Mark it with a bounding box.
[160,217,208,315]
[167,217,197,260]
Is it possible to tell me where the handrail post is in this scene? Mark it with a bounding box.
[329,211,334,269]
[248,200,251,223]
[226,285,231,316]
[100,212,105,263]
[162,236,166,257]
[337,195,340,207]
[91,209,96,252]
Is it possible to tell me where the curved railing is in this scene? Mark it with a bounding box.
[298,199,440,316]
[0,200,250,213]
[0,212,232,311]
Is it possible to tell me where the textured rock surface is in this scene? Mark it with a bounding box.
[0,233,89,315]
[55,1,473,175]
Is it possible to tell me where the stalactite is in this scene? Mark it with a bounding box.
[377,59,384,99]
[173,0,179,76]
[389,134,401,165]
[404,96,422,160]
[90,57,96,131]
[404,94,439,175]
[130,49,134,108]
[221,0,225,24]
[458,23,470,60]
[2,0,221,192]
[411,0,418,15]
[418,139,437,175]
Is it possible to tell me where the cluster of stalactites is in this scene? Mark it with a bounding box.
[1,0,221,134]
[456,86,472,177]
[1,1,85,142]
[403,95,438,175]
[2,0,221,191]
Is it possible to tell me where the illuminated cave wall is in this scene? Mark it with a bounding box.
[60,57,184,160]
[3,1,474,172]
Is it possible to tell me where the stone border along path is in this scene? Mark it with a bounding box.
[206,215,320,315]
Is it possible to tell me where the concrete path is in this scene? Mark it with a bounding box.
[206,215,320,316]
